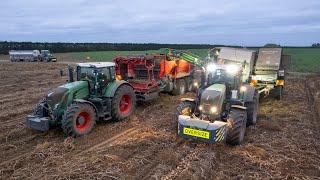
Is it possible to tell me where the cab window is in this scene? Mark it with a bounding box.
[77,66,94,81]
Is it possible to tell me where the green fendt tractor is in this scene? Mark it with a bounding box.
[174,48,259,145]
[26,62,136,137]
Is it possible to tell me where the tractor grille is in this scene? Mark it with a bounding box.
[200,89,221,115]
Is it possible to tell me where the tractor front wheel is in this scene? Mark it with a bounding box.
[62,103,96,137]
[173,101,195,121]
[112,85,136,120]
[172,79,186,95]
[185,77,193,92]
[226,108,247,145]
[246,91,259,126]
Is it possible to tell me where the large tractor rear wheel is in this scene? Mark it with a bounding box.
[62,103,96,137]
[246,91,259,126]
[172,79,186,95]
[173,101,196,121]
[226,108,247,145]
[112,85,136,120]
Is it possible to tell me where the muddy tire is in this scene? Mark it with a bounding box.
[226,108,247,145]
[112,85,136,121]
[275,86,283,100]
[246,91,259,126]
[185,77,193,92]
[172,79,186,95]
[62,103,96,137]
[173,101,196,121]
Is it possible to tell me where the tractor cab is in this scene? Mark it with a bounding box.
[41,50,52,57]
[76,62,116,96]
[206,62,243,90]
[40,50,57,62]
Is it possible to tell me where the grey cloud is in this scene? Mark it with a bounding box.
[0,0,319,45]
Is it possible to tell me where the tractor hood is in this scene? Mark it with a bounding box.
[46,81,89,108]
[200,84,226,116]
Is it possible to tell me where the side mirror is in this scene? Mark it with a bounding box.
[68,66,74,82]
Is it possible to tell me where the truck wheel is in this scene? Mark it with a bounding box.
[275,86,283,100]
[62,103,96,137]
[246,91,259,126]
[172,79,186,95]
[112,85,136,120]
[173,101,196,121]
[226,108,247,145]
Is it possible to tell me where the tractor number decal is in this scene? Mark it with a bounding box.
[215,126,226,142]
[183,127,210,139]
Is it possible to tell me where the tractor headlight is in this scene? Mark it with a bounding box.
[226,64,240,74]
[206,63,217,72]
[199,105,203,111]
[240,86,247,92]
[210,106,217,114]
[193,82,199,88]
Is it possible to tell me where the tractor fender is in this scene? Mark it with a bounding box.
[242,84,257,103]
[231,105,247,110]
[73,99,98,114]
[180,98,195,102]
[104,80,133,98]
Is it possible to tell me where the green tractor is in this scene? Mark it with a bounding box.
[174,48,259,145]
[26,62,136,137]
[40,50,57,62]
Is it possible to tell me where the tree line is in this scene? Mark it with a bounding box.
[1,41,318,54]
[0,41,218,54]
[312,43,320,47]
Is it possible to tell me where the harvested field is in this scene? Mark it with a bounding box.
[0,61,319,179]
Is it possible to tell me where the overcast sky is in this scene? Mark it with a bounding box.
[1,0,319,46]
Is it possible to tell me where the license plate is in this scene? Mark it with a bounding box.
[183,127,210,139]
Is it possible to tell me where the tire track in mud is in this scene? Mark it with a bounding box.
[0,135,39,167]
[304,79,320,123]
[160,147,202,180]
[79,127,142,155]
[136,139,188,180]
[0,83,60,105]
[0,78,64,90]
[0,127,141,167]
[0,133,50,167]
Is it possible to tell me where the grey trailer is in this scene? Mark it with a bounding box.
[251,48,285,99]
[215,47,256,83]
[9,50,40,62]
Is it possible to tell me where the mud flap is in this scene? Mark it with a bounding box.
[178,115,227,143]
[26,115,50,131]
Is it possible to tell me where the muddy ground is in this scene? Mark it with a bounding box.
[0,61,319,179]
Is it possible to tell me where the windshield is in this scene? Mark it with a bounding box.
[42,50,50,56]
[77,66,115,84]
[78,67,94,80]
